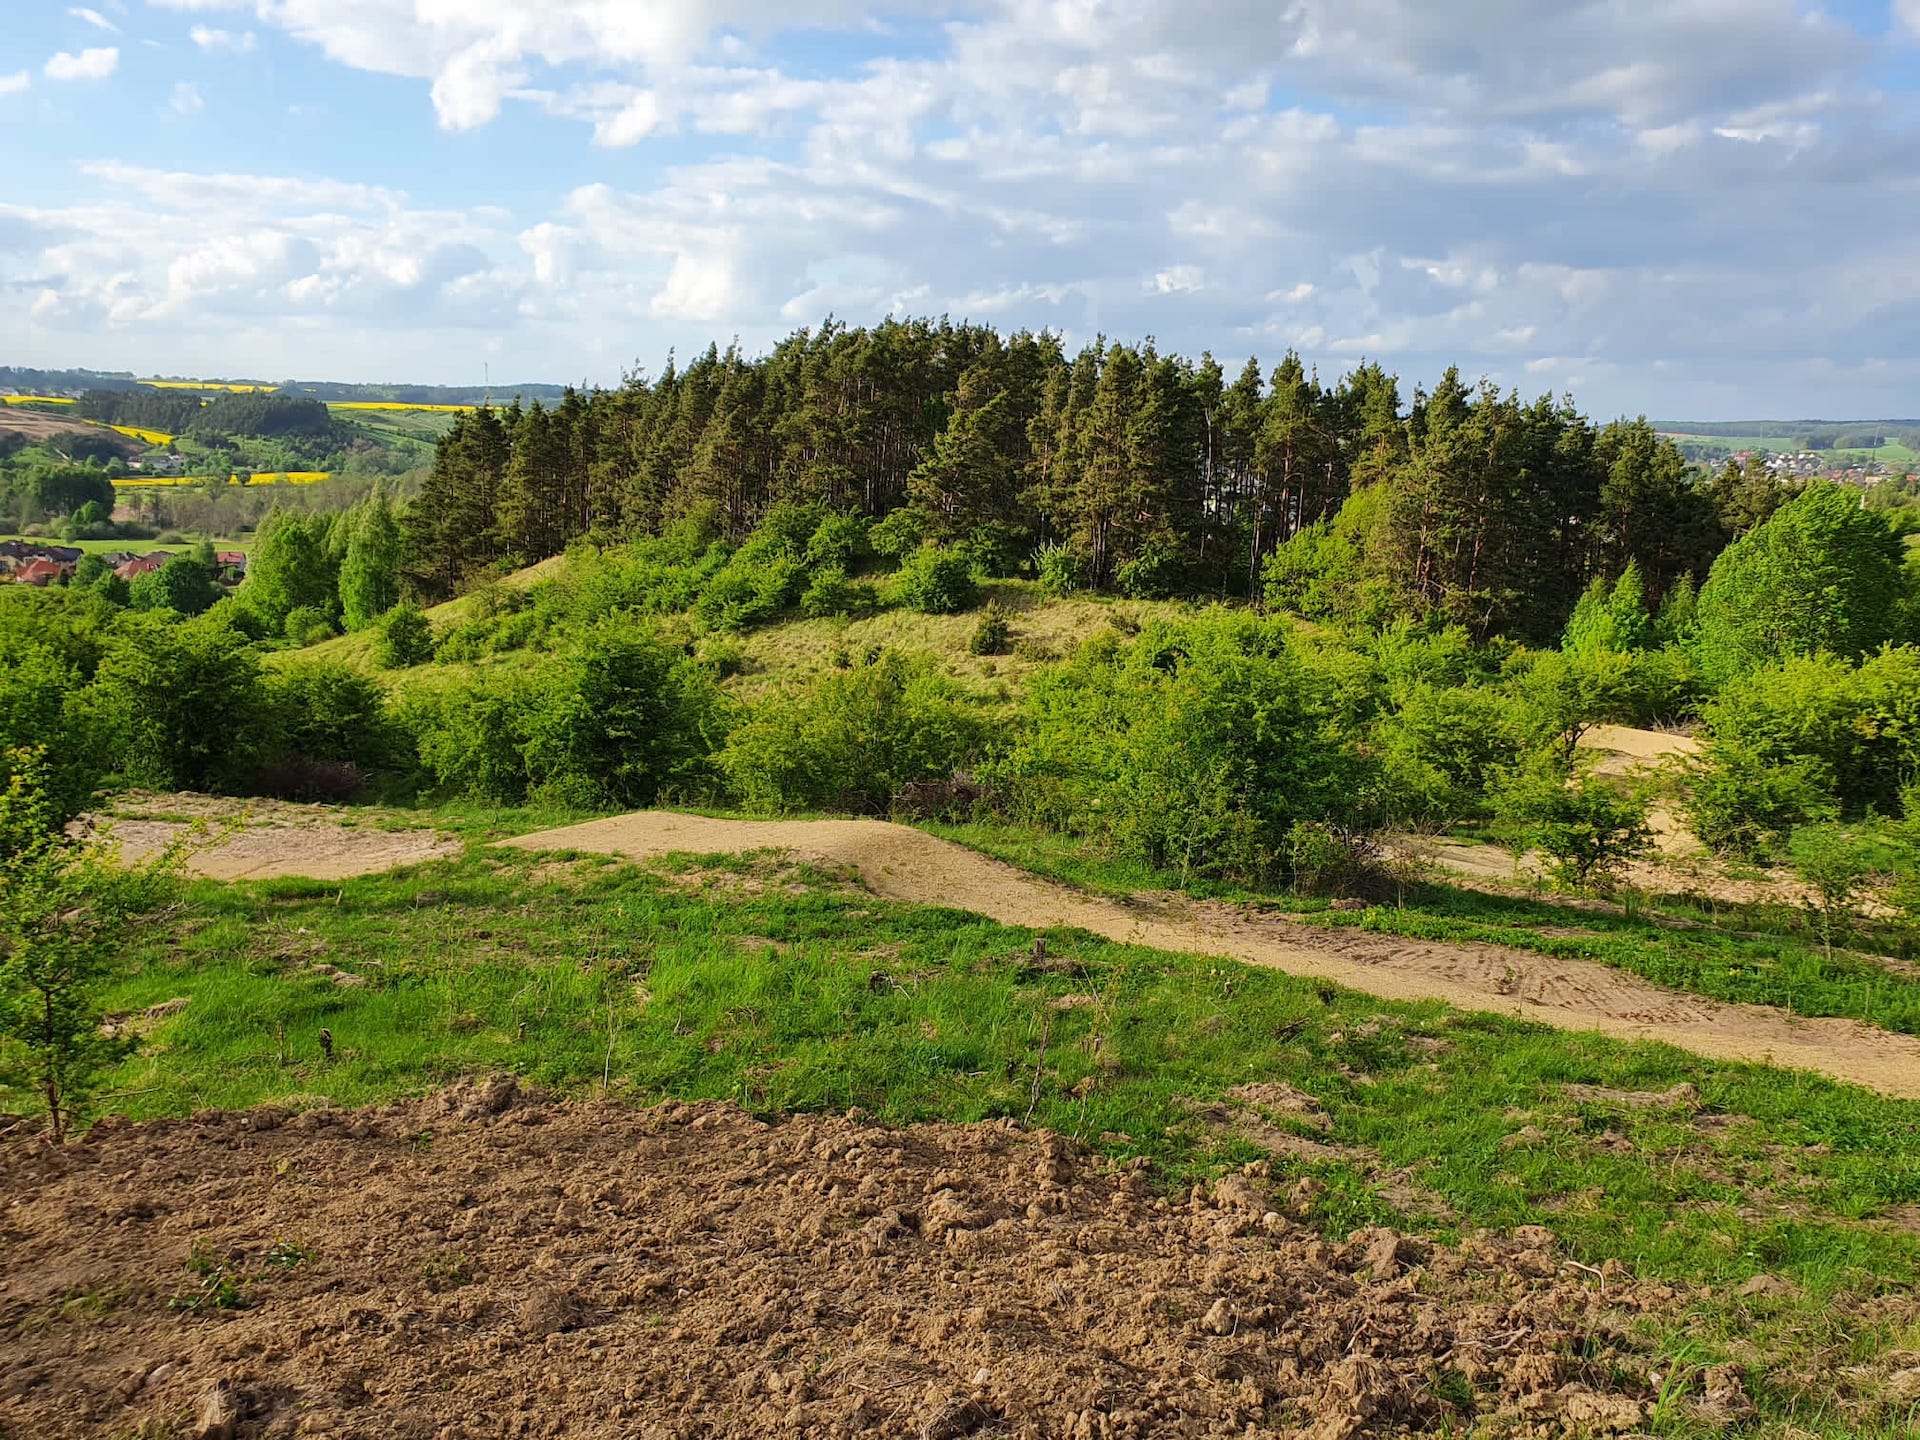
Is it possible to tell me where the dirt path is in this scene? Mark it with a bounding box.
[505,812,1920,1100]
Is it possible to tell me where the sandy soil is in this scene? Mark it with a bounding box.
[0,1080,1677,1439]
[504,812,1920,1099]
[88,795,459,882]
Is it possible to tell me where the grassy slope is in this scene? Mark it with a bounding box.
[930,822,1920,1035]
[72,843,1920,1435]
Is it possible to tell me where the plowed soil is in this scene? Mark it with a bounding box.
[504,812,1920,1099]
[0,1081,1672,1439]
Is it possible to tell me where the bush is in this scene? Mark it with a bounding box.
[967,603,1012,656]
[800,568,879,620]
[1286,820,1384,897]
[804,513,870,572]
[1494,759,1654,892]
[1685,747,1836,858]
[283,605,337,646]
[719,653,987,813]
[95,613,271,792]
[1035,542,1082,598]
[265,662,407,791]
[1114,541,1184,600]
[375,603,435,669]
[1701,649,1920,818]
[893,546,978,614]
[1788,823,1880,951]
[995,614,1369,883]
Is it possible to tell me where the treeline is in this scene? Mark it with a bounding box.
[404,318,1760,643]
[77,390,335,441]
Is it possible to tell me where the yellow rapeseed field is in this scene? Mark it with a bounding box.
[108,424,177,446]
[2,394,78,406]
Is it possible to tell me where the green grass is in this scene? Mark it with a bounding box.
[929,819,1920,1033]
[10,842,1917,1433]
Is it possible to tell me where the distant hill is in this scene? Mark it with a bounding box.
[1653,419,1920,450]
[1,366,569,407]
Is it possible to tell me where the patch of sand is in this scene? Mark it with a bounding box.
[505,811,1920,1099]
[88,795,458,882]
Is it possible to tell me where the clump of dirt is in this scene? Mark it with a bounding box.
[1,1082,1679,1439]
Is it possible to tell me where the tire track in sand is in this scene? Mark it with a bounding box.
[503,811,1920,1100]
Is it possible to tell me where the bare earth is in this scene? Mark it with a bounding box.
[89,795,459,882]
[505,812,1920,1099]
[0,1080,1674,1440]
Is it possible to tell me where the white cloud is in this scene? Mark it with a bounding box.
[170,81,204,115]
[45,47,120,82]
[189,26,257,53]
[69,7,119,33]
[18,1,1920,414]
[0,72,29,97]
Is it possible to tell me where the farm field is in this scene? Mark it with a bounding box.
[1657,431,1920,467]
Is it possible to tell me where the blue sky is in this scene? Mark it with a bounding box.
[5,1,1920,418]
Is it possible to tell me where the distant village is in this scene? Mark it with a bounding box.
[0,540,247,588]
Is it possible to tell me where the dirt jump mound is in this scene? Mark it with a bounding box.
[1,1084,1672,1439]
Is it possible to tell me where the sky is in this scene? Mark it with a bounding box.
[4,1,1920,418]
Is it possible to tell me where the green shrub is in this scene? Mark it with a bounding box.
[804,513,870,572]
[1694,482,1913,684]
[375,604,435,669]
[893,546,978,614]
[1494,758,1654,892]
[967,603,1012,656]
[995,614,1369,882]
[719,653,987,813]
[800,567,879,620]
[1788,823,1880,951]
[1685,746,1836,858]
[1115,541,1183,600]
[264,662,407,792]
[1701,649,1920,818]
[283,606,337,647]
[95,613,271,793]
[1035,542,1082,598]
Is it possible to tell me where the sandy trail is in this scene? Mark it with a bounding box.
[506,812,1920,1100]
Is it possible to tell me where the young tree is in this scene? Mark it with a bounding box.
[1787,823,1879,954]
[0,750,179,1139]
[340,489,404,630]
[1495,757,1654,892]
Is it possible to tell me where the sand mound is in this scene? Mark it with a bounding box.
[0,1086,1668,1439]
[89,795,458,882]
[503,812,1920,1098]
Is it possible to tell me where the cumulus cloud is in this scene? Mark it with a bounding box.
[0,72,30,97]
[189,26,257,53]
[170,81,204,115]
[22,0,1920,412]
[44,47,120,81]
